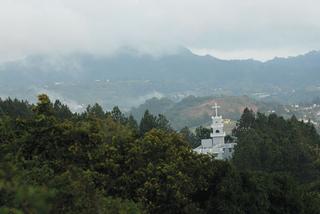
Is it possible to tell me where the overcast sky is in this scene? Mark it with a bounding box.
[1,0,320,61]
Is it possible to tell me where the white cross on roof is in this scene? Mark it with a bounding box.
[212,103,220,117]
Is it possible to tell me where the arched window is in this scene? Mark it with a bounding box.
[215,130,220,133]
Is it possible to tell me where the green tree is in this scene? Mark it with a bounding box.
[180,127,198,148]
[53,100,73,119]
[233,110,320,183]
[195,126,212,142]
[127,114,139,135]
[0,163,55,214]
[233,108,255,136]
[156,114,172,132]
[1,95,320,214]
[111,106,127,124]
[139,110,157,136]
[85,103,105,118]
[33,94,54,116]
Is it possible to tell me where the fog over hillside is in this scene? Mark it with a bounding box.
[1,48,320,111]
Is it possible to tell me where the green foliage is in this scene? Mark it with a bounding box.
[111,106,128,124]
[179,127,198,148]
[206,169,319,214]
[127,114,139,135]
[233,110,320,183]
[53,100,74,120]
[156,114,172,132]
[0,163,55,214]
[139,110,157,136]
[139,110,173,136]
[1,95,320,213]
[195,126,212,142]
[85,103,105,118]
[0,98,33,119]
[34,94,54,116]
[102,197,142,214]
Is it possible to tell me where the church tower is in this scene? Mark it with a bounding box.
[210,103,225,145]
[194,102,236,160]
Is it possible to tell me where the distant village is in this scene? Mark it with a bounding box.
[267,102,320,132]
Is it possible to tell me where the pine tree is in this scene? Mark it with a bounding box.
[139,110,157,136]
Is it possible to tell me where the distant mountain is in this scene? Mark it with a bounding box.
[1,48,320,110]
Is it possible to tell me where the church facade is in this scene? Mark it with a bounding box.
[193,103,237,160]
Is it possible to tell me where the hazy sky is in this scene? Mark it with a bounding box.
[1,0,320,61]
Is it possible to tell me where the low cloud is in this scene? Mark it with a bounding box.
[1,0,320,60]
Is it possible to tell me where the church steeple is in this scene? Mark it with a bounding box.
[210,103,225,139]
[193,102,237,160]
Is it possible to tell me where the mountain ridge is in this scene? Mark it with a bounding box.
[1,48,320,110]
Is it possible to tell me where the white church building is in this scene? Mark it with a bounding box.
[194,103,237,160]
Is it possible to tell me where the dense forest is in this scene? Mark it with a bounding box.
[1,95,320,213]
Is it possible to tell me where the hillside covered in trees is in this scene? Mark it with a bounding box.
[1,95,320,213]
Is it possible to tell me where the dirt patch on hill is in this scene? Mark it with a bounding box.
[184,99,258,119]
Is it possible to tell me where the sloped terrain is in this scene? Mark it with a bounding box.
[131,95,284,130]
